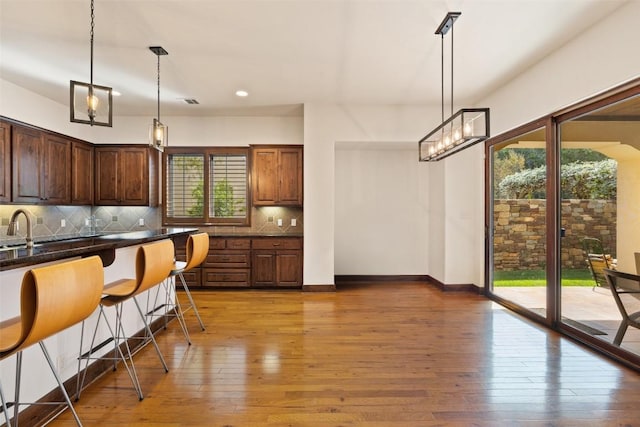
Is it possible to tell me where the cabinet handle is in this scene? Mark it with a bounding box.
[272,243,281,247]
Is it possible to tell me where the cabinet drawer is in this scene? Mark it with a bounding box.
[210,238,251,250]
[205,250,251,268]
[252,238,301,250]
[203,268,250,287]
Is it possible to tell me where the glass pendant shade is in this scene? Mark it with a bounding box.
[149,118,168,152]
[419,108,490,161]
[70,81,113,126]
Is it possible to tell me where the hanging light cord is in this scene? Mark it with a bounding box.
[450,23,454,117]
[89,0,94,88]
[440,33,444,123]
[157,54,161,123]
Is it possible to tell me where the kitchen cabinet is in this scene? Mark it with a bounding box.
[95,145,158,206]
[252,237,302,287]
[202,237,251,287]
[12,125,71,204]
[251,145,303,206]
[0,121,10,202]
[71,140,94,205]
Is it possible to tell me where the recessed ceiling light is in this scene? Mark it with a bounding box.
[235,90,249,97]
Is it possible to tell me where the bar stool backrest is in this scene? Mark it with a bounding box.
[184,232,209,272]
[15,256,104,353]
[135,239,175,295]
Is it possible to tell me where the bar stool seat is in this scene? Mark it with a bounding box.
[0,256,104,427]
[76,239,175,401]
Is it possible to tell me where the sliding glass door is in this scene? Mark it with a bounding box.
[558,95,640,353]
[487,82,640,366]
[489,125,548,317]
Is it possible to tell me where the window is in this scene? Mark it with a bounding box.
[164,147,249,226]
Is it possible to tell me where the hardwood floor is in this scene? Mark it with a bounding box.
[46,281,640,426]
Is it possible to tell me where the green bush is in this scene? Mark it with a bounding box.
[497,159,616,199]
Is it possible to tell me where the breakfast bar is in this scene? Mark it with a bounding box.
[0,227,198,425]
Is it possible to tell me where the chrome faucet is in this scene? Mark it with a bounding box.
[7,209,34,248]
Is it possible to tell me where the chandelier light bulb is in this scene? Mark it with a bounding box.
[87,93,99,117]
[463,121,473,136]
[453,127,461,142]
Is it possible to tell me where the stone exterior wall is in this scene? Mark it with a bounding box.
[493,199,616,271]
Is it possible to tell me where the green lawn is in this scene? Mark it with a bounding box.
[493,269,593,287]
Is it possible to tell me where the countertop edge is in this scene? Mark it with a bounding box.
[0,228,197,272]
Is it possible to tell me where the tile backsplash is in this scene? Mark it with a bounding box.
[0,204,303,245]
[0,205,161,245]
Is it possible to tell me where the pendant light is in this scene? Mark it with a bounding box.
[70,0,113,127]
[419,12,490,162]
[149,46,168,151]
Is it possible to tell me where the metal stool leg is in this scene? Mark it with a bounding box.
[0,380,11,427]
[177,273,206,331]
[76,304,144,401]
[133,296,169,372]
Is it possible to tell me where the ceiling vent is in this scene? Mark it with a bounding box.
[183,98,199,105]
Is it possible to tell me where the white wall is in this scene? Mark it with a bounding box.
[0,79,303,147]
[334,143,429,275]
[303,104,439,285]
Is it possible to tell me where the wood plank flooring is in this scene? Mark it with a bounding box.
[47,282,640,426]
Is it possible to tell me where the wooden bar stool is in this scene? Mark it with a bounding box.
[146,232,208,345]
[0,256,103,427]
[76,239,175,401]
[162,232,209,344]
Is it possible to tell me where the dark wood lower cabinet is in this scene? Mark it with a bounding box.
[252,250,302,287]
[175,235,302,289]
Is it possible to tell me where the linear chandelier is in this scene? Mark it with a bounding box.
[419,12,490,162]
[149,46,168,151]
[70,0,113,127]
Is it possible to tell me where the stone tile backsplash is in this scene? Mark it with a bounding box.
[0,204,302,245]
[0,205,161,245]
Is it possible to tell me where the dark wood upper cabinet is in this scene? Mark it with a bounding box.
[12,125,71,204]
[12,125,43,203]
[71,140,94,205]
[95,145,158,206]
[41,133,71,204]
[251,145,303,206]
[0,121,10,202]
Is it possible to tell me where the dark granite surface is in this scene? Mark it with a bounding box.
[0,227,197,271]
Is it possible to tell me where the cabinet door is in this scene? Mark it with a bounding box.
[120,148,149,205]
[0,121,10,202]
[42,134,71,204]
[95,147,120,204]
[252,251,276,286]
[276,250,302,287]
[278,147,303,205]
[71,141,94,205]
[252,148,278,205]
[12,126,43,203]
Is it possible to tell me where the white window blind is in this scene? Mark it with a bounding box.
[209,154,248,219]
[166,154,205,218]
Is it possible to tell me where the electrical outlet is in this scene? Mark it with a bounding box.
[139,218,145,226]
[61,219,66,227]
[291,218,297,227]
[277,218,283,227]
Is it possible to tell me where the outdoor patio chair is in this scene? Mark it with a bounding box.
[603,269,640,346]
[582,237,613,290]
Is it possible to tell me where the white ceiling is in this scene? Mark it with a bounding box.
[0,0,628,117]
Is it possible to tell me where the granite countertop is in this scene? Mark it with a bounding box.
[0,227,198,271]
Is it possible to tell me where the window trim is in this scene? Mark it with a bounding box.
[163,146,251,226]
